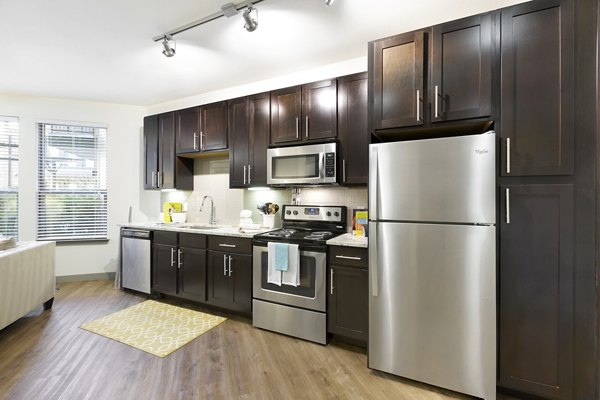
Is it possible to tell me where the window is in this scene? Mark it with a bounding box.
[37,123,107,241]
[0,116,18,238]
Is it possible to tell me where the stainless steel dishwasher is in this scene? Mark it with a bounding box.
[121,228,152,294]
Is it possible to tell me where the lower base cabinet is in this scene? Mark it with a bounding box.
[327,246,368,345]
[206,236,253,314]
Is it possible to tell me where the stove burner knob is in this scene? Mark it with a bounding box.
[334,211,340,217]
[326,211,332,216]
[293,210,298,215]
[286,210,291,215]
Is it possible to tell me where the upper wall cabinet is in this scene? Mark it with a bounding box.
[270,79,337,145]
[176,101,228,155]
[369,14,492,133]
[144,113,193,190]
[500,0,574,176]
[431,14,492,123]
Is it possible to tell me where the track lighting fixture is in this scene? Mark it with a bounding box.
[242,5,258,32]
[325,0,335,5]
[161,35,176,57]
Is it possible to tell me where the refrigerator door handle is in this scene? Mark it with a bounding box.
[369,222,378,297]
[369,146,378,220]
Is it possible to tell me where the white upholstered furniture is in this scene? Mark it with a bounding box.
[0,241,55,330]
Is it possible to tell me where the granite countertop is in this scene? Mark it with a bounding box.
[120,223,275,239]
[327,233,368,248]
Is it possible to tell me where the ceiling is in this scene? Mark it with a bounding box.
[0,0,523,106]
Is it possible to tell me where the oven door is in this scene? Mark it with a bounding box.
[253,244,326,312]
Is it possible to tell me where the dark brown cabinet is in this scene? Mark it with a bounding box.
[369,14,492,134]
[270,79,337,145]
[431,14,492,123]
[144,113,193,190]
[152,231,207,302]
[499,184,574,399]
[206,236,252,314]
[500,0,574,176]
[370,31,426,130]
[328,246,368,345]
[175,101,228,155]
[229,92,270,188]
[337,72,369,185]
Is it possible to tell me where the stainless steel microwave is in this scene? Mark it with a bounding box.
[267,142,337,186]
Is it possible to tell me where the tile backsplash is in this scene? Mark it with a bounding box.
[161,157,367,230]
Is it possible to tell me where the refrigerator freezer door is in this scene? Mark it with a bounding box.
[369,133,495,224]
[368,221,496,400]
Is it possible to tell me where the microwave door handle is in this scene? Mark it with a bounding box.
[320,153,325,178]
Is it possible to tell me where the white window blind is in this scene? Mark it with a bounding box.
[37,123,107,241]
[0,116,18,239]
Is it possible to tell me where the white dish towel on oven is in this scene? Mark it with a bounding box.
[281,244,300,287]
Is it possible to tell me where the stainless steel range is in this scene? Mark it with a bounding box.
[252,204,347,344]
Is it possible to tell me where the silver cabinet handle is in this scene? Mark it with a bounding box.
[295,118,299,139]
[335,255,362,261]
[200,131,204,150]
[243,165,247,185]
[219,243,236,248]
[416,89,420,121]
[151,171,156,188]
[157,171,162,188]
[330,268,334,295]
[506,138,511,174]
[506,188,510,224]
[434,85,439,118]
[248,165,252,184]
[170,247,175,267]
[177,249,182,269]
[342,159,346,183]
[305,116,309,138]
[193,132,198,150]
[228,255,232,277]
[223,254,227,276]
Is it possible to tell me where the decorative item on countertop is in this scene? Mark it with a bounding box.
[352,208,368,237]
[257,202,279,228]
[163,202,182,223]
[0,236,16,251]
[171,212,187,223]
[239,210,255,227]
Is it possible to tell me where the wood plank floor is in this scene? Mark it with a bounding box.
[0,280,518,400]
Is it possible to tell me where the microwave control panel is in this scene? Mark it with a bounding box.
[325,152,335,177]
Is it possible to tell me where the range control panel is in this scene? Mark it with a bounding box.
[282,205,346,223]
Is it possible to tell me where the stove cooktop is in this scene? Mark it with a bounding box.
[256,228,341,244]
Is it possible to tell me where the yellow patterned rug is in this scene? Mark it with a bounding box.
[79,300,227,357]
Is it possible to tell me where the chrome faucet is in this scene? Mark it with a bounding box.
[199,195,216,225]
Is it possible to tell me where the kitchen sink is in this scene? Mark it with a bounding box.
[179,224,220,230]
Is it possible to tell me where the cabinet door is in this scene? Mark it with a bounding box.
[228,97,250,188]
[229,254,252,314]
[248,92,270,186]
[338,72,368,185]
[152,243,177,295]
[176,107,200,154]
[178,246,207,303]
[143,115,159,189]
[200,101,228,151]
[431,14,491,122]
[370,31,426,130]
[500,0,574,176]
[302,79,337,140]
[499,184,574,399]
[270,86,302,144]
[328,265,368,342]
[158,112,176,189]
[207,250,233,309]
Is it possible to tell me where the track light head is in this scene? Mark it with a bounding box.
[162,35,176,57]
[243,5,258,32]
[325,0,335,5]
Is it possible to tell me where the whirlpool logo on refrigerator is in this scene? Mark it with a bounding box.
[475,148,489,155]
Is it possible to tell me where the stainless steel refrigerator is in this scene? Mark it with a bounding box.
[368,132,496,400]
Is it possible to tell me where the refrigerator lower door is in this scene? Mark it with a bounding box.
[369,221,496,400]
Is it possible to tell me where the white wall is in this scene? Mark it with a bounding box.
[0,94,153,277]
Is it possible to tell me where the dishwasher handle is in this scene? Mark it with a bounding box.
[121,229,152,239]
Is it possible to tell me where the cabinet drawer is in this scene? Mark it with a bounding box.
[208,236,252,254]
[179,233,206,249]
[153,230,178,246]
[329,246,368,268]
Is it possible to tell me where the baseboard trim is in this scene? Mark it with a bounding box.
[56,272,116,283]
